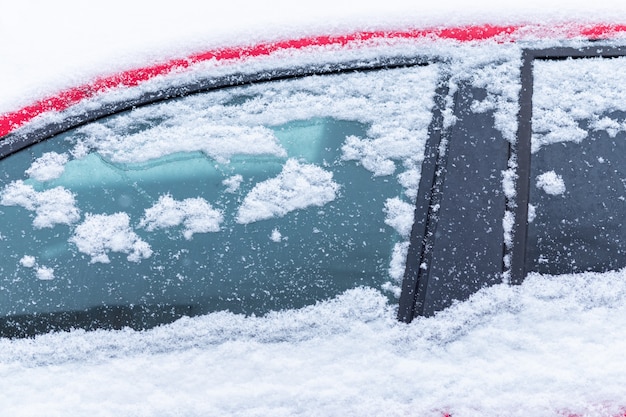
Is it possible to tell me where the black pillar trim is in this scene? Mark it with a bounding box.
[397,75,450,323]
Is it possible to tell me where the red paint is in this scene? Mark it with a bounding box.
[2,23,626,138]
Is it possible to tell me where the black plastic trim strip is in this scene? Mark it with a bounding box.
[509,45,626,285]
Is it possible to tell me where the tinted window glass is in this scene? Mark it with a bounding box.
[526,57,626,274]
[0,66,439,333]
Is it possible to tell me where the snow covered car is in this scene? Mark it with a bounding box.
[2,24,626,339]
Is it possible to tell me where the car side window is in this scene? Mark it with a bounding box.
[0,65,440,335]
[526,57,626,275]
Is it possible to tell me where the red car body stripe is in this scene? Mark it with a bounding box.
[2,23,626,138]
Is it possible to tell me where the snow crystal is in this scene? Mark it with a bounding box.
[536,170,565,195]
[70,213,152,263]
[19,256,36,268]
[236,159,339,224]
[0,180,80,228]
[36,266,55,281]
[25,152,69,181]
[19,256,54,280]
[383,197,414,238]
[501,167,517,199]
[139,194,223,240]
[222,175,243,193]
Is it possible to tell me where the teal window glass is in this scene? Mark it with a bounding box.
[0,65,438,331]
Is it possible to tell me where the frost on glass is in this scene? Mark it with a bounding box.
[526,58,626,275]
[0,65,438,325]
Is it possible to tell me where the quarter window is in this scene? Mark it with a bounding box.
[526,57,626,275]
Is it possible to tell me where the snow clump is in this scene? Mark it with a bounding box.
[383,197,414,238]
[25,152,70,181]
[70,213,152,263]
[536,171,565,195]
[36,266,55,281]
[236,159,339,224]
[139,194,223,240]
[0,180,80,228]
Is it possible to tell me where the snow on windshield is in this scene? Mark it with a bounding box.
[4,9,626,414]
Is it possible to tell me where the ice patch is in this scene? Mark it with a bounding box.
[25,152,69,181]
[71,213,152,263]
[0,181,80,228]
[139,194,223,240]
[536,171,565,195]
[236,159,339,224]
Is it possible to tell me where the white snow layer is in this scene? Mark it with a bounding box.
[4,2,626,415]
[35,266,55,281]
[270,228,283,242]
[70,213,152,263]
[2,271,626,416]
[78,123,287,165]
[2,0,626,116]
[223,175,244,193]
[384,197,415,238]
[236,159,339,224]
[19,256,36,268]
